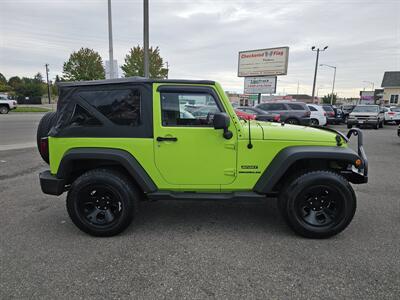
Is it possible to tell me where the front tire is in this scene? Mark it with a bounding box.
[66,169,138,237]
[278,171,356,238]
[0,105,9,114]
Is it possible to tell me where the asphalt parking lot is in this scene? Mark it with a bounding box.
[0,120,399,299]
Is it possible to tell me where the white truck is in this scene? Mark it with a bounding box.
[0,93,17,114]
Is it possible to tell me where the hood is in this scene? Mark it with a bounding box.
[244,121,340,143]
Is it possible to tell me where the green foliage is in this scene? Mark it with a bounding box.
[322,93,337,104]
[12,106,51,113]
[121,45,168,78]
[8,76,22,89]
[0,73,7,84]
[0,73,10,92]
[63,47,105,81]
[13,77,45,98]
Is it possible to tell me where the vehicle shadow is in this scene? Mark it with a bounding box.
[126,198,293,237]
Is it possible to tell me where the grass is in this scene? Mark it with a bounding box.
[11,107,52,113]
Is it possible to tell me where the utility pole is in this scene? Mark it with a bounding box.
[320,64,336,105]
[107,0,114,79]
[45,64,51,104]
[143,0,149,78]
[311,46,328,102]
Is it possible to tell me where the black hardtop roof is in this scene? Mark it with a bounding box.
[56,77,216,88]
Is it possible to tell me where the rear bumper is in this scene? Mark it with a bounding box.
[39,171,65,195]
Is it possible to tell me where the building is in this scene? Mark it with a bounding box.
[287,94,313,103]
[381,71,400,106]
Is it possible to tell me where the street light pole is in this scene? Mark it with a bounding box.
[143,0,149,78]
[320,64,336,105]
[107,0,114,79]
[311,46,328,102]
[45,64,51,104]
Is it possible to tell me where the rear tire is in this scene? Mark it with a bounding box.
[310,119,319,126]
[0,105,9,114]
[278,171,356,238]
[347,124,352,129]
[66,169,138,237]
[36,112,57,163]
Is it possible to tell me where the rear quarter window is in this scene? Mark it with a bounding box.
[288,103,306,110]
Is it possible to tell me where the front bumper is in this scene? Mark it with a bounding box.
[347,119,378,126]
[346,128,368,183]
[39,171,65,195]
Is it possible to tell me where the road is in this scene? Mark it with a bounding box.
[0,121,399,299]
[0,113,45,150]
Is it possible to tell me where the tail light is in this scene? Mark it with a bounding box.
[323,112,326,116]
[306,111,311,117]
[330,111,335,116]
[273,114,280,122]
[40,137,49,158]
[388,112,395,115]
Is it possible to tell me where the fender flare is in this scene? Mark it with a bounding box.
[57,148,157,193]
[253,146,360,194]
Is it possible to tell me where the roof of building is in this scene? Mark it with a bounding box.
[381,71,400,87]
[56,77,215,87]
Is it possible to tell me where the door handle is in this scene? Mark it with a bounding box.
[156,136,178,142]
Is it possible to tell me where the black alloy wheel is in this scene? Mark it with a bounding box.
[295,185,344,228]
[77,185,122,227]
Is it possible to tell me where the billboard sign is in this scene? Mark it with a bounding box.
[360,91,374,104]
[238,47,289,77]
[244,76,277,94]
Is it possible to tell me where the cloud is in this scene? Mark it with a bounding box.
[0,0,399,97]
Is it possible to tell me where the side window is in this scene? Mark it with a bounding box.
[288,103,305,110]
[68,104,102,126]
[78,89,141,126]
[269,103,286,110]
[160,92,222,126]
[308,106,317,111]
[259,104,271,111]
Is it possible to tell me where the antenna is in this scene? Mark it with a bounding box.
[247,119,253,149]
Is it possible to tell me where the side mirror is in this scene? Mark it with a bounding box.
[213,112,233,139]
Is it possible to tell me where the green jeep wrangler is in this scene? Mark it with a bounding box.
[38,78,368,238]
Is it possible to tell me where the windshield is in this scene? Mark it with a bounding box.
[352,106,378,113]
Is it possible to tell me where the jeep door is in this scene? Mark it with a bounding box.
[153,85,237,186]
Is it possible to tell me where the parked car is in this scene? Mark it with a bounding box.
[236,106,280,122]
[341,105,355,122]
[321,105,336,124]
[398,124,400,137]
[0,94,17,114]
[321,105,344,124]
[256,102,310,125]
[383,107,400,124]
[235,109,256,120]
[347,105,385,129]
[307,104,327,126]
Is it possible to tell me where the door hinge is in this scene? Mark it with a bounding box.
[224,168,236,176]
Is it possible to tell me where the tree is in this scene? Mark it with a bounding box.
[0,73,6,85]
[0,73,8,92]
[8,76,22,89]
[34,72,44,83]
[322,93,337,105]
[63,48,105,81]
[121,45,168,78]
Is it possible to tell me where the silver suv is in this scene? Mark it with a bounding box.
[347,105,384,129]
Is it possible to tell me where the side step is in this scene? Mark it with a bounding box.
[147,191,267,201]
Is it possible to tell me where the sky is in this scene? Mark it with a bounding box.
[0,0,399,98]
